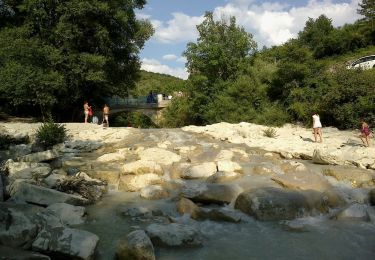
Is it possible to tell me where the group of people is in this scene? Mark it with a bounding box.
[83,101,110,127]
[312,113,372,147]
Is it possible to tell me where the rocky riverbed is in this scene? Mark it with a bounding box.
[0,122,374,259]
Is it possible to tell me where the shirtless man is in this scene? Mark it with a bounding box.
[102,104,110,127]
[83,101,91,123]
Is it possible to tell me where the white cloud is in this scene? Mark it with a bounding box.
[177,56,187,63]
[151,12,204,43]
[141,58,188,79]
[162,54,178,60]
[214,0,361,46]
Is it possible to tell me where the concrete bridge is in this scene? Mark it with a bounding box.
[103,95,171,123]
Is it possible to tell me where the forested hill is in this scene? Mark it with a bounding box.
[132,71,185,96]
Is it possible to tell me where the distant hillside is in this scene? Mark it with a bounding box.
[132,70,185,96]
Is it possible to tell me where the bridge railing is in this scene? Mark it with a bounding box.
[104,96,170,109]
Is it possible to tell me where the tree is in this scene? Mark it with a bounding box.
[298,15,334,49]
[358,0,375,29]
[0,0,153,118]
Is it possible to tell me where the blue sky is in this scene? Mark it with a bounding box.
[137,0,361,79]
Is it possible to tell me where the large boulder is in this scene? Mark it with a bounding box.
[206,171,241,183]
[140,185,169,200]
[252,165,276,176]
[199,208,242,223]
[9,166,52,182]
[116,230,155,260]
[182,183,242,205]
[235,187,331,220]
[43,173,67,188]
[181,162,217,179]
[18,150,59,163]
[32,227,99,260]
[145,223,203,247]
[89,170,120,185]
[138,148,181,165]
[176,198,201,219]
[5,160,49,176]
[0,245,51,260]
[118,174,163,192]
[9,144,32,158]
[333,203,375,221]
[9,180,88,206]
[64,140,102,152]
[312,149,343,165]
[47,203,86,226]
[215,150,234,161]
[323,167,375,188]
[271,171,332,192]
[216,160,242,172]
[123,160,163,175]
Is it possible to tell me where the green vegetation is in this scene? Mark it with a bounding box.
[111,111,158,128]
[162,4,375,129]
[0,0,153,119]
[36,120,67,149]
[262,128,277,138]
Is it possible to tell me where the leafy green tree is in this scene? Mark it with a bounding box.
[358,0,375,30]
[0,0,153,118]
[298,15,334,49]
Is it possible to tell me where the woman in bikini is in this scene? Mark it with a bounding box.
[102,104,110,127]
[312,113,323,143]
[83,101,91,123]
[360,119,371,147]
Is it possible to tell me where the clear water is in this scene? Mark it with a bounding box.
[77,129,375,260]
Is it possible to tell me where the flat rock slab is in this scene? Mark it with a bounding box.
[47,203,86,226]
[323,166,375,188]
[32,227,99,260]
[146,223,203,247]
[18,150,59,163]
[5,160,50,176]
[138,148,181,165]
[9,180,88,206]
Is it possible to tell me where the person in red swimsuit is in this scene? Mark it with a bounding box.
[360,119,371,147]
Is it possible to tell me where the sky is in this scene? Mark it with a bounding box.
[137,0,362,79]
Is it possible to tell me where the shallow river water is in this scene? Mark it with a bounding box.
[76,128,375,260]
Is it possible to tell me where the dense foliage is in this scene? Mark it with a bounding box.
[36,120,67,148]
[162,4,375,129]
[0,0,153,119]
[111,111,158,128]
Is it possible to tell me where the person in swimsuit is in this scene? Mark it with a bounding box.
[83,101,91,123]
[102,104,110,127]
[360,119,371,147]
[312,113,323,143]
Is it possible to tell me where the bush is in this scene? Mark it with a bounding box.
[262,127,277,138]
[112,112,158,128]
[36,120,67,149]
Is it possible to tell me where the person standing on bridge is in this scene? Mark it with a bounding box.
[102,104,110,127]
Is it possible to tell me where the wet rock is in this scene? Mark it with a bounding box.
[271,171,332,192]
[5,160,49,176]
[169,163,190,179]
[182,183,242,205]
[32,227,99,260]
[9,166,52,182]
[62,159,86,168]
[121,206,152,218]
[215,150,234,161]
[0,245,51,260]
[64,140,102,152]
[252,165,276,176]
[9,144,32,158]
[145,223,203,247]
[176,198,201,219]
[281,161,307,173]
[279,151,294,159]
[18,150,59,163]
[43,173,67,188]
[181,162,217,179]
[138,148,181,165]
[140,185,169,200]
[9,180,89,206]
[333,203,374,221]
[119,174,163,192]
[89,170,120,185]
[122,160,163,175]
[312,149,343,165]
[235,187,330,220]
[323,167,375,188]
[116,230,155,260]
[66,167,80,176]
[47,203,86,225]
[97,152,125,162]
[206,171,241,183]
[201,208,242,223]
[217,160,242,172]
[370,189,375,206]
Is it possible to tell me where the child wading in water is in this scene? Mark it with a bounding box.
[360,119,371,147]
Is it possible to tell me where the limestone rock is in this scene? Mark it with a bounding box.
[271,171,332,192]
[182,183,242,205]
[123,160,163,175]
[235,187,330,220]
[9,180,88,206]
[9,166,52,182]
[281,161,307,173]
[252,165,276,176]
[43,173,67,188]
[32,227,99,260]
[176,198,201,219]
[174,146,197,154]
[140,185,169,200]
[215,150,234,161]
[146,223,203,247]
[119,174,163,192]
[334,203,373,221]
[323,167,375,188]
[0,245,51,260]
[47,203,86,225]
[89,170,120,185]
[217,160,242,172]
[116,230,155,260]
[206,171,241,183]
[138,148,181,165]
[5,160,49,176]
[97,152,125,163]
[169,163,190,179]
[200,208,242,223]
[9,144,32,158]
[312,149,342,165]
[18,150,59,163]
[181,162,217,179]
[64,140,102,152]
